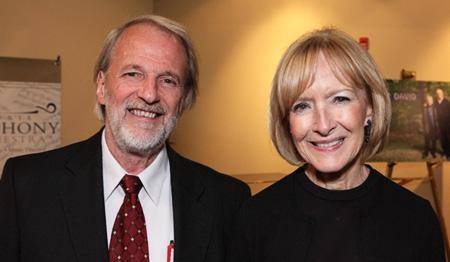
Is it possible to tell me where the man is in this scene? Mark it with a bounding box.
[0,15,250,262]
[422,93,438,158]
[435,88,450,159]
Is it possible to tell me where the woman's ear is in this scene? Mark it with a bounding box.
[365,104,373,124]
[364,106,373,143]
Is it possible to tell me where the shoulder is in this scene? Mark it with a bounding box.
[366,167,444,256]
[166,146,250,196]
[373,168,428,204]
[368,167,435,219]
[239,168,298,217]
[441,99,450,108]
[7,137,92,163]
[231,169,302,244]
[251,171,295,203]
[2,131,100,178]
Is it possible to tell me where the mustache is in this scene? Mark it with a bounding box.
[126,101,166,115]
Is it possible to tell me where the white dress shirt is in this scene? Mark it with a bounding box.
[102,132,174,262]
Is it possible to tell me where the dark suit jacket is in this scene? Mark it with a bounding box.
[227,166,445,262]
[0,130,250,262]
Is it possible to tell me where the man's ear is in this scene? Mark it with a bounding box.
[96,71,106,105]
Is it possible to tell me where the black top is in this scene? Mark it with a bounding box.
[296,167,378,261]
[227,165,445,262]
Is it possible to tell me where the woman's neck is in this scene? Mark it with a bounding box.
[305,163,369,190]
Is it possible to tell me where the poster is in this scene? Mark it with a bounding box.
[0,57,61,174]
[372,79,450,162]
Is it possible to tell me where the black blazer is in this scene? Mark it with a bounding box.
[227,166,445,262]
[0,130,250,262]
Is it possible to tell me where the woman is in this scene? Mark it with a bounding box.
[227,28,445,262]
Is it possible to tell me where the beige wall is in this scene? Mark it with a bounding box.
[2,0,450,246]
[153,0,450,241]
[154,0,450,175]
[0,0,154,144]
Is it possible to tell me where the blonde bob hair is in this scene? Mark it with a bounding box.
[94,15,198,121]
[269,28,391,165]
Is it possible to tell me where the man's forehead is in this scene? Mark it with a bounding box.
[117,23,181,49]
[106,23,188,81]
[110,23,186,64]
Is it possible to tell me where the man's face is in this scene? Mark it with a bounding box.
[436,89,445,100]
[96,24,187,156]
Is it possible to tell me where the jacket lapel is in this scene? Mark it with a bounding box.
[168,147,213,262]
[58,131,109,261]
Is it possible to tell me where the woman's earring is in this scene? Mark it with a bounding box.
[364,119,372,143]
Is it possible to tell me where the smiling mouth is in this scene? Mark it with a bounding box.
[310,138,345,150]
[129,109,163,119]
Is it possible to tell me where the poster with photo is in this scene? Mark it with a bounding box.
[0,57,61,174]
[372,79,450,162]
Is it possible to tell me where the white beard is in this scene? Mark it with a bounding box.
[107,106,178,156]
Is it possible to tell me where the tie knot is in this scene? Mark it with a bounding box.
[120,175,143,195]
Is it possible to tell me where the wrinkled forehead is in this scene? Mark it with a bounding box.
[113,23,185,56]
[109,23,188,78]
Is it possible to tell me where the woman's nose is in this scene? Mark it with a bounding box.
[313,106,336,136]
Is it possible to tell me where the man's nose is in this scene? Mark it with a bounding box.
[137,78,159,103]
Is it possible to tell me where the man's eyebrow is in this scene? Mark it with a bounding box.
[121,64,145,71]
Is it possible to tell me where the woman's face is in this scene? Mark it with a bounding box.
[289,53,372,174]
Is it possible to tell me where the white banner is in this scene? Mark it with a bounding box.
[0,80,61,174]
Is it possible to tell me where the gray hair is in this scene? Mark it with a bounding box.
[94,15,199,120]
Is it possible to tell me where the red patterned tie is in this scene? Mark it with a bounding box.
[109,175,149,262]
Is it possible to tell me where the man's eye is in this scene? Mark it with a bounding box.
[164,78,175,84]
[160,77,179,87]
[123,72,142,78]
[292,102,310,112]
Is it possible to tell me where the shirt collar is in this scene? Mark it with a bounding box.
[102,130,170,205]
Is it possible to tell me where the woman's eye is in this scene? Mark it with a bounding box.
[333,96,350,103]
[292,102,310,112]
